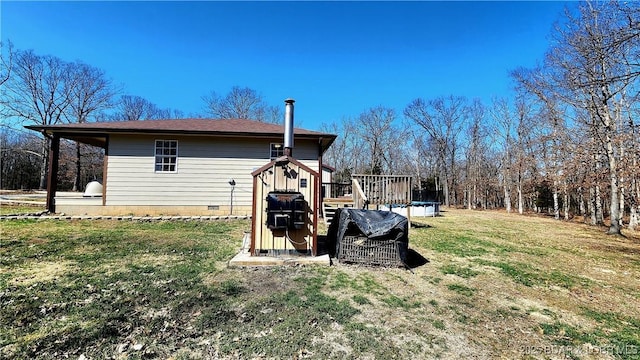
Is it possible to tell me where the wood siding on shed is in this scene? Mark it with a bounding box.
[105,135,321,207]
[252,158,318,255]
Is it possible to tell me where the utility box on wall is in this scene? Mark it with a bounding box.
[251,156,319,256]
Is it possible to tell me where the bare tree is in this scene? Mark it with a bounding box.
[512,95,538,215]
[202,86,282,123]
[490,97,517,213]
[404,96,467,206]
[65,61,118,190]
[0,128,42,189]
[1,50,75,189]
[463,99,489,210]
[320,117,362,183]
[354,106,404,175]
[111,95,152,121]
[110,95,179,121]
[619,91,640,229]
[548,1,638,233]
[0,40,14,87]
[511,1,640,233]
[145,105,184,120]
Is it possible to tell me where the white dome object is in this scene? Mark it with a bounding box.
[83,181,103,197]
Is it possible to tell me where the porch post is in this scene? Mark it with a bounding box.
[102,138,109,205]
[46,134,60,213]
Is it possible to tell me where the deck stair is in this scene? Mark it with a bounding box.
[321,197,355,226]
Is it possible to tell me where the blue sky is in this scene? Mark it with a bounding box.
[2,1,569,130]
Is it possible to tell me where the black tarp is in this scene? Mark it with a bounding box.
[326,208,409,265]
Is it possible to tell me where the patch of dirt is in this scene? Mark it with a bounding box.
[584,240,640,256]
[9,260,76,286]
[93,254,184,276]
[135,253,183,266]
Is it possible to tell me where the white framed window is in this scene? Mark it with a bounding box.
[155,140,178,172]
[270,143,284,159]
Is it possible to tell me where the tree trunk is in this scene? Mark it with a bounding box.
[606,138,622,235]
[443,173,450,207]
[471,184,478,210]
[629,151,639,230]
[578,189,582,216]
[553,183,560,220]
[504,184,512,213]
[595,185,604,225]
[579,188,586,218]
[630,205,639,231]
[485,189,489,210]
[589,187,596,225]
[517,184,523,214]
[39,137,50,190]
[619,178,624,228]
[517,171,524,214]
[563,183,569,221]
[630,177,640,230]
[619,144,625,228]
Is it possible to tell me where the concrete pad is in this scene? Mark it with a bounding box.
[228,252,331,267]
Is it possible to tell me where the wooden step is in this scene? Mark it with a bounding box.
[322,199,355,226]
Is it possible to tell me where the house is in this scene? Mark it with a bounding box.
[26,119,336,216]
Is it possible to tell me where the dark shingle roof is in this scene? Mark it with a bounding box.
[27,118,331,136]
[25,118,337,151]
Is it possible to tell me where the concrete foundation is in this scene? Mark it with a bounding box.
[55,202,252,217]
[228,252,331,267]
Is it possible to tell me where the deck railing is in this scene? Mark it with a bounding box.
[352,177,369,209]
[351,174,412,207]
[321,182,352,199]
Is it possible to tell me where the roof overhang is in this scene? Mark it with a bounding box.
[25,123,337,154]
[31,129,109,148]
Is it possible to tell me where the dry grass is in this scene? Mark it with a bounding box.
[404,209,640,359]
[0,203,45,215]
[1,209,639,359]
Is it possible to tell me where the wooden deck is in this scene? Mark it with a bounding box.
[322,174,413,227]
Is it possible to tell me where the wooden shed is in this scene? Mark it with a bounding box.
[249,99,319,257]
[250,155,319,256]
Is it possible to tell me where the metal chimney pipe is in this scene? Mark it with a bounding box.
[284,98,295,157]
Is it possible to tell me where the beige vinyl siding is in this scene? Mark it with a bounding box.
[281,143,319,171]
[322,168,332,183]
[106,135,320,206]
[322,167,333,199]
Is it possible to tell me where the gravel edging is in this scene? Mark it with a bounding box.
[0,214,251,221]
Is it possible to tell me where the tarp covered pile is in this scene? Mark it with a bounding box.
[326,208,409,267]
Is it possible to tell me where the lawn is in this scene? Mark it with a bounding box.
[0,203,45,216]
[1,208,639,359]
